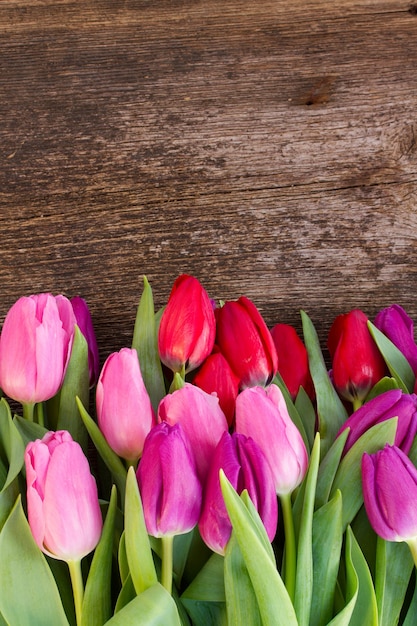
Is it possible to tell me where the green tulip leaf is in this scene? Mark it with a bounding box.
[181,552,227,626]
[0,478,19,532]
[294,433,320,626]
[132,276,166,412]
[374,537,414,626]
[344,526,378,626]
[114,572,136,614]
[13,413,49,447]
[273,374,310,451]
[118,530,130,585]
[105,583,181,625]
[295,385,317,451]
[402,577,417,626]
[365,376,400,401]
[240,490,276,563]
[76,397,127,501]
[124,467,157,595]
[329,418,397,530]
[315,429,349,508]
[224,531,262,626]
[82,486,118,626]
[220,472,298,626]
[301,311,348,457]
[368,321,415,393]
[310,490,343,626]
[48,326,90,451]
[0,398,25,492]
[0,496,68,626]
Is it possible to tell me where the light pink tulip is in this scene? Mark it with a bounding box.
[235,384,308,495]
[25,430,102,561]
[96,348,155,462]
[0,294,75,404]
[158,382,228,482]
[137,422,202,537]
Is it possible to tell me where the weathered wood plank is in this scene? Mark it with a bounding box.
[1,0,417,359]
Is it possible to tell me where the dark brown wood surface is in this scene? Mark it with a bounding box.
[1,0,417,362]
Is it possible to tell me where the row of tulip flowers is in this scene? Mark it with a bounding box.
[0,275,417,625]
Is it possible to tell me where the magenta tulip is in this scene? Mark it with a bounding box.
[199,431,278,555]
[25,430,102,561]
[337,389,417,455]
[215,296,278,388]
[158,382,228,482]
[70,296,100,387]
[158,274,216,375]
[96,348,155,463]
[362,444,417,543]
[374,304,417,374]
[327,309,386,407]
[193,349,240,426]
[270,323,315,401]
[137,422,202,537]
[235,384,308,495]
[0,293,75,404]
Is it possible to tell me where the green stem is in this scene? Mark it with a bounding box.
[67,559,84,626]
[161,535,174,595]
[36,402,45,428]
[352,396,363,412]
[280,493,296,602]
[406,538,417,569]
[22,402,35,422]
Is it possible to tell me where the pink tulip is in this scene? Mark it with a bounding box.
[215,296,278,388]
[96,348,155,463]
[199,431,278,555]
[374,304,417,374]
[137,422,202,537]
[70,296,100,387]
[193,349,240,426]
[25,430,102,561]
[158,274,216,375]
[235,384,308,495]
[158,382,228,482]
[0,294,75,404]
[362,444,417,543]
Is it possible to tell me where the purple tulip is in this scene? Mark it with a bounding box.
[25,430,103,561]
[70,296,100,387]
[374,304,417,374]
[137,422,202,537]
[0,294,75,404]
[235,384,308,495]
[337,389,417,455]
[158,382,228,482]
[96,348,156,463]
[362,444,417,542]
[199,431,278,555]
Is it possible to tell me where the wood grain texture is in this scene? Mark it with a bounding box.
[1,0,417,360]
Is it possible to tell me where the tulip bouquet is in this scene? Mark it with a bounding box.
[1,278,417,625]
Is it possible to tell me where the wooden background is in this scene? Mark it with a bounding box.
[1,0,417,364]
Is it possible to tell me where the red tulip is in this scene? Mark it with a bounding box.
[215,296,278,388]
[270,323,314,400]
[158,274,216,375]
[193,349,240,426]
[327,309,386,406]
[199,431,278,555]
[25,430,102,561]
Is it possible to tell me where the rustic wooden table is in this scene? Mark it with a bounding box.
[1,0,417,362]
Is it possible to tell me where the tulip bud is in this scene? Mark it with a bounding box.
[25,430,102,561]
[337,389,417,455]
[96,348,155,463]
[193,349,240,426]
[270,323,315,400]
[327,309,386,406]
[70,296,100,387]
[199,431,278,555]
[158,274,216,375]
[235,384,308,495]
[137,422,202,537]
[158,382,228,482]
[362,444,417,543]
[215,296,278,388]
[374,304,417,374]
[0,294,75,404]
